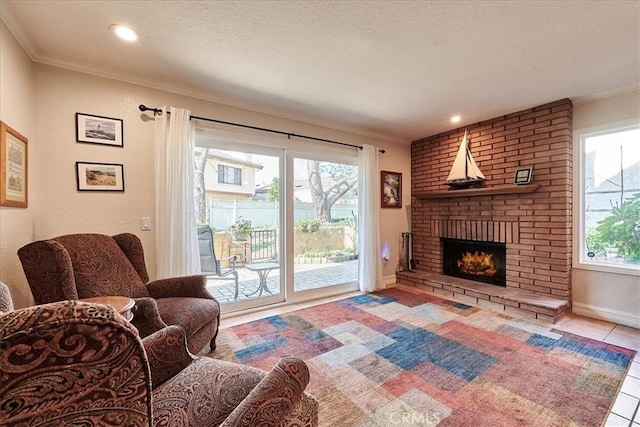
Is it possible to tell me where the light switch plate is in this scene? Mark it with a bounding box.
[141,217,151,230]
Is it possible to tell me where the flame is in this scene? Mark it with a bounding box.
[457,251,497,277]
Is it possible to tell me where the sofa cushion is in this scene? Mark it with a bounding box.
[155,297,217,340]
[54,234,150,298]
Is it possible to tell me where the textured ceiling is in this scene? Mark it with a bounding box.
[2,1,639,143]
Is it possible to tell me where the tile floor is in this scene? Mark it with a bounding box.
[219,284,640,427]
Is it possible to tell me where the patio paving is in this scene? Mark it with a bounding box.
[206,259,358,304]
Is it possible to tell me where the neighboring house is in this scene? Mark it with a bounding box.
[202,149,263,200]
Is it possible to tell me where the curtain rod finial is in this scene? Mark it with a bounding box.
[139,104,162,116]
[138,104,164,117]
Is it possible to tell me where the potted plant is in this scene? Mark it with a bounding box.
[229,217,252,241]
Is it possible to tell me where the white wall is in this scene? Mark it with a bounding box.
[1,41,410,307]
[0,20,36,308]
[572,88,640,328]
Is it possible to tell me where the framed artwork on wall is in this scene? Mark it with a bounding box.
[514,167,533,185]
[0,121,28,208]
[76,161,124,192]
[76,113,123,147]
[381,170,402,208]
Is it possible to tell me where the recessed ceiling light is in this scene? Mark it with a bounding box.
[451,115,461,123]
[109,24,138,42]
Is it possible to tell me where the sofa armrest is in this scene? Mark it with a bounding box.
[219,357,310,426]
[0,301,152,426]
[132,297,168,337]
[142,325,195,388]
[146,275,212,299]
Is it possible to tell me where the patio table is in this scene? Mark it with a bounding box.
[244,262,280,297]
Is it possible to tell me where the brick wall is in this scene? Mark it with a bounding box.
[410,99,573,299]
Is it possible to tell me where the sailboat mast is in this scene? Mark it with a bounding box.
[465,152,469,178]
[463,131,469,178]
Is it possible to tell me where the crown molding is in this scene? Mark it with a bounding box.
[0,2,39,61]
[572,83,640,106]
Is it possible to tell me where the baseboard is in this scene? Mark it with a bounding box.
[383,275,397,286]
[572,302,640,329]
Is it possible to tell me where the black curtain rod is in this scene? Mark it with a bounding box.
[139,104,385,153]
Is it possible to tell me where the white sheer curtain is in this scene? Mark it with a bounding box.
[154,107,200,278]
[358,144,383,292]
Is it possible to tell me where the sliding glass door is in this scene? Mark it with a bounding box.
[291,155,359,295]
[195,132,359,312]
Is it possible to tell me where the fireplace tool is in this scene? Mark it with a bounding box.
[401,232,416,271]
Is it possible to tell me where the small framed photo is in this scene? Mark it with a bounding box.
[76,161,124,192]
[381,170,402,208]
[514,167,532,185]
[76,113,123,147]
[0,121,28,208]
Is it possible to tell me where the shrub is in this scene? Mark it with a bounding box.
[228,217,252,239]
[295,218,320,233]
[594,193,640,262]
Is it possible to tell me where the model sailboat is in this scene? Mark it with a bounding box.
[444,130,485,187]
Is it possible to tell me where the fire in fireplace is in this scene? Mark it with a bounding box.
[442,238,506,286]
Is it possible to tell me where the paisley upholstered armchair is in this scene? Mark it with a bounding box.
[17,232,220,353]
[0,283,319,426]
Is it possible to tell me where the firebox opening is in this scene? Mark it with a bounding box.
[442,238,506,286]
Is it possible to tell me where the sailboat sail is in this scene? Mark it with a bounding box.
[445,130,485,186]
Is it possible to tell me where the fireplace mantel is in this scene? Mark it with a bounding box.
[414,184,540,200]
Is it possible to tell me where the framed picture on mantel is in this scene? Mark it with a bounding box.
[381,170,402,208]
[514,167,533,185]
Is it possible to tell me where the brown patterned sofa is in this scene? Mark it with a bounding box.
[0,282,319,426]
[17,232,220,353]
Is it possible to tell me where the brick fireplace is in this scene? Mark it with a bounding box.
[397,99,573,323]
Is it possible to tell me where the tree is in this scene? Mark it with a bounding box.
[267,177,279,202]
[307,160,357,222]
[194,148,210,224]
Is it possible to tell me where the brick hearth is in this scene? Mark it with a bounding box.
[396,271,568,323]
[401,98,573,323]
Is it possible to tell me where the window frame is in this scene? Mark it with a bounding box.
[573,118,640,276]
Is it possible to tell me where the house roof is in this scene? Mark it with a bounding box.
[2,1,638,143]
[202,149,264,170]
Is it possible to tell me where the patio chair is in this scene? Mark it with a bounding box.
[198,225,240,300]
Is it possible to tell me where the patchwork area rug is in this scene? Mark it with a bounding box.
[209,287,636,426]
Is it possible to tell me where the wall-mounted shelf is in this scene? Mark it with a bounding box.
[414,184,540,199]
